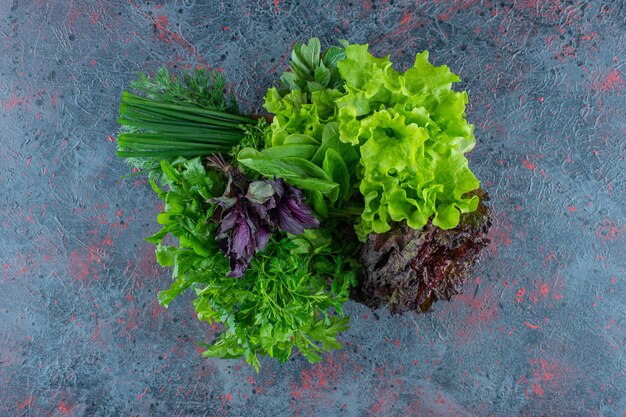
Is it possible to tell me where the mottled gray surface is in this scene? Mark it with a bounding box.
[1,1,625,416]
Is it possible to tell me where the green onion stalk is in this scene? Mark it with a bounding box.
[117,90,255,159]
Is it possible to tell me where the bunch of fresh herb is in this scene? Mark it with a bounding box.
[147,156,358,370]
[207,155,319,277]
[117,67,255,174]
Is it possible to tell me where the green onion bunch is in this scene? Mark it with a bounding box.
[117,67,255,160]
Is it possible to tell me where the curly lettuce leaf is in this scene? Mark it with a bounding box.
[335,45,480,240]
[261,39,481,241]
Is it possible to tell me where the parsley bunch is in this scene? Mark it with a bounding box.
[147,157,358,370]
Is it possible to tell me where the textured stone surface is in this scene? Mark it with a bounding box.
[1,1,625,416]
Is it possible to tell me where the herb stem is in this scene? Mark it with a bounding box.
[123,91,255,124]
[328,206,363,216]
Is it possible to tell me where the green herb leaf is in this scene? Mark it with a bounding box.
[323,148,351,202]
[237,148,339,195]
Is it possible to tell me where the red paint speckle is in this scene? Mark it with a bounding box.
[531,382,544,396]
[593,69,624,92]
[154,15,169,40]
[581,32,599,42]
[2,91,28,111]
[399,11,413,26]
[69,251,92,281]
[487,212,513,257]
[597,222,625,244]
[516,287,526,303]
[451,287,499,340]
[58,400,74,413]
[522,159,537,170]
[290,356,340,402]
[436,0,480,22]
[69,247,105,282]
[524,322,540,330]
[139,242,160,279]
[16,395,36,411]
[150,299,166,318]
[90,323,102,344]
[125,2,208,68]
[534,358,556,381]
[137,386,148,399]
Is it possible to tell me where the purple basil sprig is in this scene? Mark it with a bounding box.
[208,156,319,277]
[271,180,319,235]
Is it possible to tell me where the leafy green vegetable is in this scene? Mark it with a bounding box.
[196,236,358,369]
[254,41,480,241]
[114,40,486,372]
[228,118,270,159]
[279,37,346,93]
[130,66,239,112]
[148,156,359,371]
[336,47,479,238]
[323,148,351,203]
